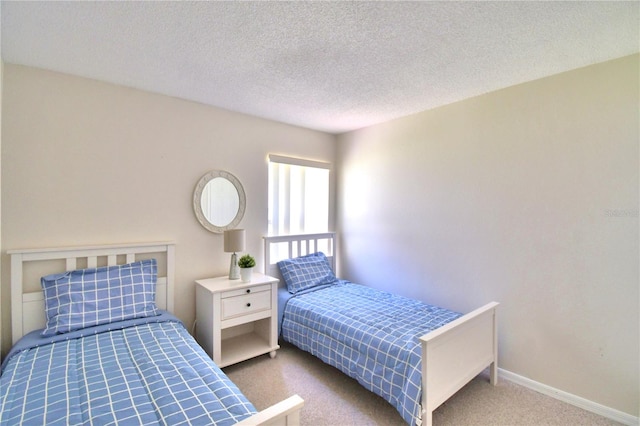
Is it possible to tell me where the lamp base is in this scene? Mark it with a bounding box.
[229,252,240,280]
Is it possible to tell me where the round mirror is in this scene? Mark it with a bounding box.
[193,170,246,233]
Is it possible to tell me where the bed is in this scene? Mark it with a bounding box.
[2,242,303,425]
[264,233,498,426]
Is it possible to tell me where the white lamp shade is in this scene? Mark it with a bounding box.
[224,229,245,253]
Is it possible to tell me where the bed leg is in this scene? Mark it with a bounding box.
[490,303,498,386]
[490,361,498,385]
[424,409,433,426]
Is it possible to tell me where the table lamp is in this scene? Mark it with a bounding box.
[224,229,245,280]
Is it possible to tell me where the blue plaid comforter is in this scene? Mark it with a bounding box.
[0,314,256,425]
[281,281,461,425]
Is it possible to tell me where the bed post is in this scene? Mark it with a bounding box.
[490,304,498,385]
[10,252,24,345]
[165,244,176,313]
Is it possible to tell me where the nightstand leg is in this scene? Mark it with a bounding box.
[270,350,277,359]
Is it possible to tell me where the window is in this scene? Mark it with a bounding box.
[268,154,330,236]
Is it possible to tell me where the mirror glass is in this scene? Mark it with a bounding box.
[193,170,246,233]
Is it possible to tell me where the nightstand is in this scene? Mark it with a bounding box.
[195,272,280,367]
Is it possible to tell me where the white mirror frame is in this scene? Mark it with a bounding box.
[193,170,246,233]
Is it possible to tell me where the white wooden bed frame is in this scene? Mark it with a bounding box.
[264,233,498,426]
[8,241,303,426]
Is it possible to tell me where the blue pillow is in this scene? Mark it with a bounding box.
[41,259,159,336]
[277,252,337,294]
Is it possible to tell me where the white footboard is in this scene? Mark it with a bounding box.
[420,302,499,426]
[235,395,304,426]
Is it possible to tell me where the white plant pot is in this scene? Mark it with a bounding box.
[240,267,253,283]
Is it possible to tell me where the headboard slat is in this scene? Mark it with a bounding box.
[66,258,77,271]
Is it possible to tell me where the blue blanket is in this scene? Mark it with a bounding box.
[0,313,256,425]
[281,282,461,425]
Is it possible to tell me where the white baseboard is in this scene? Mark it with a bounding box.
[498,368,639,426]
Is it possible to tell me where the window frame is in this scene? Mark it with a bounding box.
[268,154,332,236]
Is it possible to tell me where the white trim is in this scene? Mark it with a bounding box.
[268,154,331,170]
[499,368,639,426]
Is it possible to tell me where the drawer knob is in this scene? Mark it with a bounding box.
[246,303,251,307]
[246,289,251,293]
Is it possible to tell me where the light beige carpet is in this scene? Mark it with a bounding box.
[224,342,621,426]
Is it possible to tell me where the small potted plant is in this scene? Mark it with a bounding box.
[238,254,256,282]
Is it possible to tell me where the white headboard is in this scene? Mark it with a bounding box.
[8,242,175,345]
[263,233,336,283]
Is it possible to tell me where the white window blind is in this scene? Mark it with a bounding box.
[268,154,330,236]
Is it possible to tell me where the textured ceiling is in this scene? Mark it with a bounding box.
[1,1,638,134]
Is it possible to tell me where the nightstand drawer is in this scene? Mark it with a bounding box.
[221,284,271,299]
[222,291,271,319]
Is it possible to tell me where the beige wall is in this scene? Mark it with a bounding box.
[337,55,639,416]
[1,64,336,355]
[0,56,2,354]
[0,56,3,358]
